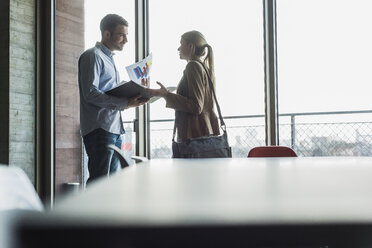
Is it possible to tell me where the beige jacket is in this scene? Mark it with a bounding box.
[165,60,220,141]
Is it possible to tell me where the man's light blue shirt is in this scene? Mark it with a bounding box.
[78,42,128,136]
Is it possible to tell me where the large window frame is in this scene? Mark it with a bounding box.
[36,0,55,207]
[38,0,280,204]
[139,0,280,155]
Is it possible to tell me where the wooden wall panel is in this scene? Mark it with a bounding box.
[55,0,84,196]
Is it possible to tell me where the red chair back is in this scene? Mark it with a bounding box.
[248,146,297,157]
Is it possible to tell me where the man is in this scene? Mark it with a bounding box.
[78,14,147,184]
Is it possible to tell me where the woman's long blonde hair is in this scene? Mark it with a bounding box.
[181,30,215,84]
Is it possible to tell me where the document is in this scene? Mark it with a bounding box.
[106,54,153,99]
[106,53,177,102]
[126,53,153,84]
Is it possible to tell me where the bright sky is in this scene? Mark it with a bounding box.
[277,0,372,114]
[85,0,372,123]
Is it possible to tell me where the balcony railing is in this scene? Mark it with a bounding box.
[123,110,372,158]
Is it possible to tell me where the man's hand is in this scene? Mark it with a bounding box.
[126,94,149,109]
[141,77,149,87]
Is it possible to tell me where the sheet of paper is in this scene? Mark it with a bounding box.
[125,53,153,84]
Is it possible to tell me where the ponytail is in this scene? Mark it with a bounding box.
[203,44,215,85]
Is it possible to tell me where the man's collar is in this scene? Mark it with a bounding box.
[96,42,114,57]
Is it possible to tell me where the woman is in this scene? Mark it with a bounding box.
[146,30,220,142]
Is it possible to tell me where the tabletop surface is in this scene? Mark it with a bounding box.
[54,157,372,226]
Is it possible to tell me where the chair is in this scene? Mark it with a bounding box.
[247,146,297,157]
[0,165,44,248]
[107,144,148,168]
[0,165,44,212]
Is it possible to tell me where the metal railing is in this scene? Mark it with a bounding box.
[123,110,372,158]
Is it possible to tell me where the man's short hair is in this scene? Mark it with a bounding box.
[100,14,128,36]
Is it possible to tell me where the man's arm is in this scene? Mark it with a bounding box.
[78,52,128,111]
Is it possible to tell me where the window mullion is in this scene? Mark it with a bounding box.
[263,0,279,145]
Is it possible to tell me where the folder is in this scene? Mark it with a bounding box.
[105,81,151,100]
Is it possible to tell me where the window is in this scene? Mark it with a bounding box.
[85,0,136,159]
[277,0,372,156]
[149,0,265,158]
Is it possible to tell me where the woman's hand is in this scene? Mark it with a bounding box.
[144,81,169,97]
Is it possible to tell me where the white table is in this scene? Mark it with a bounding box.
[16,157,372,247]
